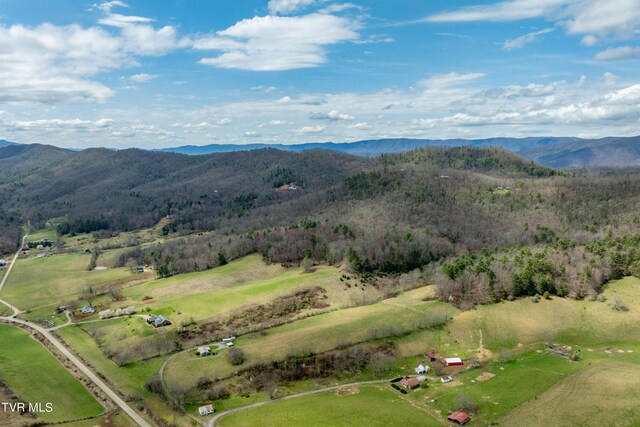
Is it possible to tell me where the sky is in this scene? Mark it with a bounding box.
[1,0,640,149]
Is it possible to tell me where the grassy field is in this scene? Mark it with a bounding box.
[0,325,104,423]
[218,384,442,427]
[164,287,455,388]
[123,254,354,323]
[501,352,640,426]
[56,325,192,426]
[420,351,582,423]
[1,252,140,310]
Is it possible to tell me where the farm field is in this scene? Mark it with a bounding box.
[501,357,640,426]
[56,325,192,426]
[217,384,441,427]
[123,254,353,323]
[164,287,454,389]
[1,252,142,310]
[0,325,104,423]
[394,276,640,359]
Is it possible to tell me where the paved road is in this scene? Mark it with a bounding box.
[207,379,392,426]
[0,235,152,427]
[0,234,27,317]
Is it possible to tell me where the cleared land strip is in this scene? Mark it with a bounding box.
[0,236,152,427]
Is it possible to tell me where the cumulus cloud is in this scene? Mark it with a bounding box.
[91,1,128,13]
[268,0,318,15]
[503,28,553,49]
[0,4,186,104]
[310,109,354,120]
[194,14,358,71]
[596,45,640,60]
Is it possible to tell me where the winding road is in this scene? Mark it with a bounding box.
[0,235,152,427]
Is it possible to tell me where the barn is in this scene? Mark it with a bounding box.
[443,357,463,366]
[447,411,470,425]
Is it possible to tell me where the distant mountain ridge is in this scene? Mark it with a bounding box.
[155,137,582,157]
[0,140,18,148]
[6,135,640,168]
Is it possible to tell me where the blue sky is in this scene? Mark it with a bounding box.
[0,0,639,148]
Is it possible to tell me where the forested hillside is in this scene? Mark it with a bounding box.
[2,144,640,299]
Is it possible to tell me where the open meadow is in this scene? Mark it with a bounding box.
[218,384,441,427]
[0,325,104,423]
[1,253,139,310]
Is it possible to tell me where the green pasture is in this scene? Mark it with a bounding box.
[1,253,138,310]
[0,325,103,423]
[218,384,441,427]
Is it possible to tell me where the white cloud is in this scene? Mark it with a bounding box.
[596,45,640,60]
[195,14,358,71]
[310,109,354,120]
[348,121,370,130]
[129,73,157,82]
[244,131,260,137]
[503,28,553,50]
[296,125,325,133]
[419,72,486,89]
[270,119,287,125]
[422,0,640,45]
[423,0,565,23]
[91,1,128,13]
[268,0,317,15]
[98,13,154,28]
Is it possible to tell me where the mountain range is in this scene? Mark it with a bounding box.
[153,135,640,168]
[3,135,640,168]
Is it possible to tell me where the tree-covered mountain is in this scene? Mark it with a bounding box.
[2,143,640,289]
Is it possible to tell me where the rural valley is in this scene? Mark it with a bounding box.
[3,0,640,426]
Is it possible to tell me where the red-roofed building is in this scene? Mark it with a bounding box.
[425,350,437,361]
[447,411,470,425]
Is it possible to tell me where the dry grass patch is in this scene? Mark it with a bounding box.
[501,360,640,426]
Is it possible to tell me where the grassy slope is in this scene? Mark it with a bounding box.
[501,355,640,426]
[56,325,191,426]
[123,255,349,323]
[0,325,103,423]
[218,385,441,427]
[1,253,137,310]
[164,287,454,387]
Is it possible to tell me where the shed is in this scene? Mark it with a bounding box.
[415,364,429,374]
[136,265,144,273]
[425,350,437,361]
[447,411,470,425]
[443,357,463,366]
[399,378,420,390]
[417,376,427,383]
[197,346,211,356]
[198,404,215,416]
[0,259,6,266]
[441,376,453,383]
[222,337,236,343]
